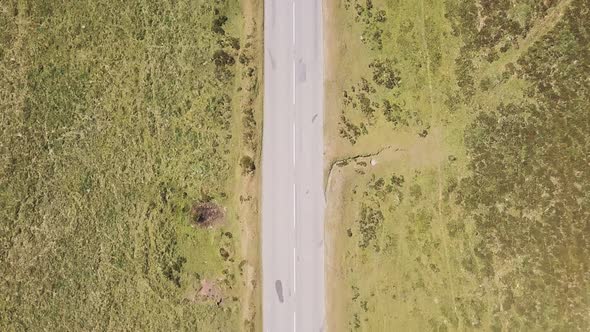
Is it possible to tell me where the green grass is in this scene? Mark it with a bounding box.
[328,0,589,330]
[0,0,259,330]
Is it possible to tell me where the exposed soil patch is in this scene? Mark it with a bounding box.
[190,202,225,228]
[197,279,224,305]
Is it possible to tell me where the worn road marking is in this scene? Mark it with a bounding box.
[292,2,295,45]
[293,247,297,294]
[293,183,296,229]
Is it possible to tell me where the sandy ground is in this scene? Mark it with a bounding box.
[323,0,346,330]
[237,0,263,330]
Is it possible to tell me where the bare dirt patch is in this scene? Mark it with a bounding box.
[190,202,226,228]
[198,279,224,305]
[185,279,225,306]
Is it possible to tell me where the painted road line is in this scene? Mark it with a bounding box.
[292,123,296,165]
[292,2,295,45]
[293,183,297,228]
[293,247,297,293]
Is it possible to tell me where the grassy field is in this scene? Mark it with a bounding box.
[0,0,262,330]
[325,0,589,330]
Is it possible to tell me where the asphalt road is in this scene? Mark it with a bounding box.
[261,0,325,331]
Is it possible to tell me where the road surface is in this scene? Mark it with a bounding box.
[261,0,325,331]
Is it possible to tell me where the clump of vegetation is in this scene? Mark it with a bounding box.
[212,15,229,35]
[213,49,236,67]
[242,107,258,150]
[237,30,262,155]
[357,204,383,250]
[369,59,401,89]
[339,115,363,145]
[205,94,233,130]
[344,0,387,50]
[240,155,256,175]
[339,77,384,143]
[382,100,411,127]
[454,47,476,100]
[164,256,188,287]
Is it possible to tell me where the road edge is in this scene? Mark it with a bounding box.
[323,0,348,331]
[236,0,264,330]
